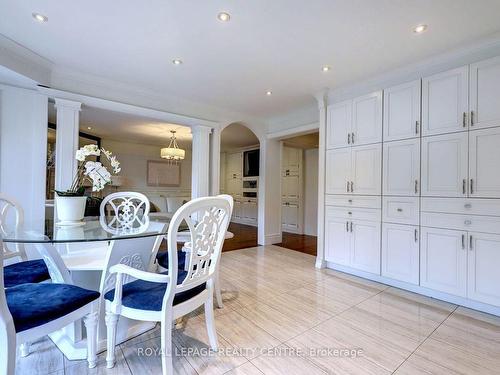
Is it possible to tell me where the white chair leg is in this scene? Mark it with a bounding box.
[83,311,98,369]
[19,342,30,357]
[205,292,219,351]
[214,270,224,309]
[160,314,174,375]
[105,311,120,369]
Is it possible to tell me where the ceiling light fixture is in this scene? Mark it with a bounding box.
[266,90,273,96]
[413,24,428,34]
[172,59,183,65]
[87,126,92,130]
[32,13,48,23]
[217,12,231,22]
[322,65,331,72]
[161,130,185,163]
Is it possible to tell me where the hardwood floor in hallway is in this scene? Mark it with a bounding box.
[17,245,500,375]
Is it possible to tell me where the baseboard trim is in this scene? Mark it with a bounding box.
[261,233,282,245]
[326,262,500,317]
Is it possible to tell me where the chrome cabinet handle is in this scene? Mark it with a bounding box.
[470,235,473,250]
[470,179,474,195]
[415,180,418,194]
[350,181,354,192]
[470,111,474,126]
[462,234,465,249]
[350,221,353,232]
[346,221,349,232]
[414,229,418,242]
[462,112,467,127]
[347,181,350,192]
[463,179,466,195]
[415,120,419,134]
[348,133,351,144]
[351,133,355,144]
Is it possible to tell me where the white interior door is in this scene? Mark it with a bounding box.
[325,148,352,194]
[324,210,351,265]
[351,144,382,195]
[352,91,383,146]
[383,80,421,141]
[470,56,500,130]
[327,100,352,149]
[422,66,469,136]
[383,138,420,196]
[468,232,500,306]
[421,132,468,197]
[469,127,500,198]
[381,223,419,284]
[350,219,381,274]
[420,227,467,297]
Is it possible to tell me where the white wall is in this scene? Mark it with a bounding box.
[101,138,192,194]
[304,148,318,236]
[0,85,47,229]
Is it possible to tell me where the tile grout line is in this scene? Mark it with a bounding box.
[390,304,459,374]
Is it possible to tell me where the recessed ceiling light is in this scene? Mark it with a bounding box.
[266,90,272,96]
[172,59,183,65]
[87,126,92,130]
[217,12,231,22]
[32,13,48,23]
[322,65,331,72]
[413,24,428,34]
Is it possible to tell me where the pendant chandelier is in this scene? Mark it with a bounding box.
[161,130,185,162]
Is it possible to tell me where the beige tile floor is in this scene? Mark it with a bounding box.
[15,245,500,375]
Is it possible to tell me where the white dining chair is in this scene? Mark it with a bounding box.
[0,235,100,375]
[100,192,150,230]
[0,194,50,288]
[104,195,233,375]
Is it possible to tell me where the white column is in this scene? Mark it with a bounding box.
[191,125,212,198]
[315,91,328,269]
[54,98,81,191]
[209,126,222,195]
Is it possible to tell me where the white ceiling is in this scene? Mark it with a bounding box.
[2,1,500,118]
[48,103,192,147]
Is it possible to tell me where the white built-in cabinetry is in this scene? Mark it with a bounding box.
[281,146,303,233]
[323,55,500,315]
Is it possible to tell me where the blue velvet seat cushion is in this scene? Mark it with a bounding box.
[104,271,206,311]
[6,283,100,333]
[156,250,186,270]
[4,259,50,288]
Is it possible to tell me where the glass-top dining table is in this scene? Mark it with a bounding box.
[2,216,186,359]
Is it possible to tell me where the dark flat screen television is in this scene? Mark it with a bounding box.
[243,149,260,177]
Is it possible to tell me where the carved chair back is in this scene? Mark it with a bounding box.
[162,195,232,308]
[100,192,150,231]
[0,194,28,263]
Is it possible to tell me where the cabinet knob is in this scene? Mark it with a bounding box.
[348,199,353,203]
[347,211,352,215]
[464,220,472,226]
[464,203,472,209]
[397,208,403,212]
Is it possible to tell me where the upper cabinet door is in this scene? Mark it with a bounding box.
[421,132,468,197]
[469,127,500,198]
[325,148,352,195]
[470,56,500,130]
[383,138,420,196]
[327,100,352,149]
[383,80,422,141]
[352,91,383,146]
[351,144,382,195]
[422,66,469,136]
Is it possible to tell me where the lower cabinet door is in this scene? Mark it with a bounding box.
[350,219,381,274]
[468,232,500,306]
[420,227,467,297]
[324,211,351,266]
[382,223,419,284]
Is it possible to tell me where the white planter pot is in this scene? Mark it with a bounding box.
[55,195,87,225]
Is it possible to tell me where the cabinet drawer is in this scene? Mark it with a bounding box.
[325,206,381,222]
[325,195,381,209]
[421,197,500,217]
[383,197,419,225]
[421,212,500,235]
